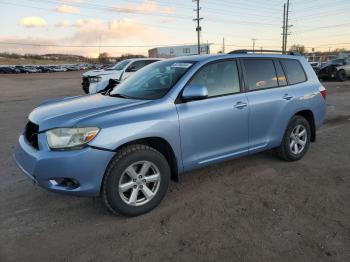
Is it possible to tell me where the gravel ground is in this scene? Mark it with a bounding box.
[0,72,349,262]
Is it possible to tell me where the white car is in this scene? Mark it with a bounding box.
[82,58,161,94]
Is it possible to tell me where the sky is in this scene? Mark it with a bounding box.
[0,0,349,57]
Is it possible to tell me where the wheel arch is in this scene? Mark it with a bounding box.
[294,109,316,142]
[114,137,179,182]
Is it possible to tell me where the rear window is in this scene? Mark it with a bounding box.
[243,59,278,90]
[280,59,307,85]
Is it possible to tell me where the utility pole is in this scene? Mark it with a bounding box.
[222,37,225,53]
[284,0,290,52]
[98,36,101,57]
[193,0,203,55]
[282,3,286,53]
[252,38,257,52]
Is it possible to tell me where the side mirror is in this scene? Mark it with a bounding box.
[101,79,120,94]
[182,84,208,101]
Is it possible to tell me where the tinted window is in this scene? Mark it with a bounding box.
[281,59,307,85]
[189,60,240,97]
[244,59,278,90]
[146,60,158,65]
[129,60,147,71]
[274,60,287,86]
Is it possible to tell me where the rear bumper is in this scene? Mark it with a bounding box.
[14,134,114,197]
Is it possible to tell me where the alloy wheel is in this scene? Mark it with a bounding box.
[118,161,161,206]
[289,124,307,155]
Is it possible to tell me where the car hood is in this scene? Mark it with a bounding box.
[29,94,149,131]
[82,69,122,77]
[319,63,343,70]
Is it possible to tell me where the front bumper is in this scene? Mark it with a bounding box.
[14,134,114,196]
[82,77,89,94]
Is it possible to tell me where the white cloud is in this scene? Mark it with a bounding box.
[61,0,83,3]
[54,4,80,14]
[55,20,71,28]
[110,0,176,15]
[19,17,48,28]
[68,19,161,44]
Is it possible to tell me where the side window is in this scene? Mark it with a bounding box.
[274,60,287,86]
[183,48,190,54]
[280,59,307,85]
[189,60,240,97]
[346,56,350,64]
[146,60,158,65]
[128,61,147,71]
[243,59,278,90]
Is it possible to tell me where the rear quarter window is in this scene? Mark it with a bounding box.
[280,59,307,85]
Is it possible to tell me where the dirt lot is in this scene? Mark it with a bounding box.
[0,72,349,262]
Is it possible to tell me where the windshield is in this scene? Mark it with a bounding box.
[106,60,130,71]
[110,60,195,100]
[327,59,344,65]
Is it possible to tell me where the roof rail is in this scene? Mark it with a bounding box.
[228,49,301,56]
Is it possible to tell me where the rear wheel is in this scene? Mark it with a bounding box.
[276,116,311,161]
[336,70,347,82]
[102,144,170,216]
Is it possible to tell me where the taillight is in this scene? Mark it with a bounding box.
[319,85,326,99]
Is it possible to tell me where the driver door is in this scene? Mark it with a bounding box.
[176,60,249,171]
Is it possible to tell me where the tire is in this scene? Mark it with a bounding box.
[102,144,170,217]
[276,116,311,161]
[336,70,347,82]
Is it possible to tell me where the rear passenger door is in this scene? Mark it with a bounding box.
[242,58,295,152]
[176,60,249,171]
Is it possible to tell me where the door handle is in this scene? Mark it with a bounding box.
[282,94,293,100]
[234,101,248,109]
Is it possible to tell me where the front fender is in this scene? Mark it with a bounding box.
[88,102,183,173]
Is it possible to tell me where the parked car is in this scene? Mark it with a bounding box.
[317,58,350,81]
[23,66,39,73]
[14,65,28,73]
[0,66,19,74]
[14,52,326,216]
[309,61,320,71]
[81,58,161,94]
[0,66,17,74]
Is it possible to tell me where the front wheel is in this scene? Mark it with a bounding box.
[336,70,347,82]
[102,144,170,216]
[276,116,311,161]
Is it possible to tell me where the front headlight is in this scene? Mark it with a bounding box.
[46,127,100,150]
[89,76,101,83]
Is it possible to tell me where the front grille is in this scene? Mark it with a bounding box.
[25,121,39,149]
[82,77,90,94]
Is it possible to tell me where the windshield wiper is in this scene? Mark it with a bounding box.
[109,93,134,99]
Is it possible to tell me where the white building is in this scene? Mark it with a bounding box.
[148,44,211,58]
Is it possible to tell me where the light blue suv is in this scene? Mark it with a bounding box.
[14,52,326,216]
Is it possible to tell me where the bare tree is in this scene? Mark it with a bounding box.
[98,52,109,64]
[289,44,307,54]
